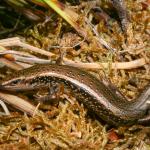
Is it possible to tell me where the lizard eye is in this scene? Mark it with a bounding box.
[11,79,22,85]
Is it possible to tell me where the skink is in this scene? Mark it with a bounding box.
[0,64,150,126]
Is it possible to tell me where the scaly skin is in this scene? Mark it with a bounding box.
[112,0,129,31]
[0,64,150,126]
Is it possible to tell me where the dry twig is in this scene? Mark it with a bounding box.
[0,37,148,70]
[0,92,36,116]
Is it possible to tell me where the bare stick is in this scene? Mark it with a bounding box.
[0,92,36,116]
[0,37,148,70]
[0,58,23,70]
[86,19,116,52]
[64,58,147,70]
[0,37,54,57]
[0,99,10,115]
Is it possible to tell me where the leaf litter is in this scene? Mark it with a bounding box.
[0,0,150,149]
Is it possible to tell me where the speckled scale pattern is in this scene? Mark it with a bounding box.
[1,64,150,126]
[29,74,131,125]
